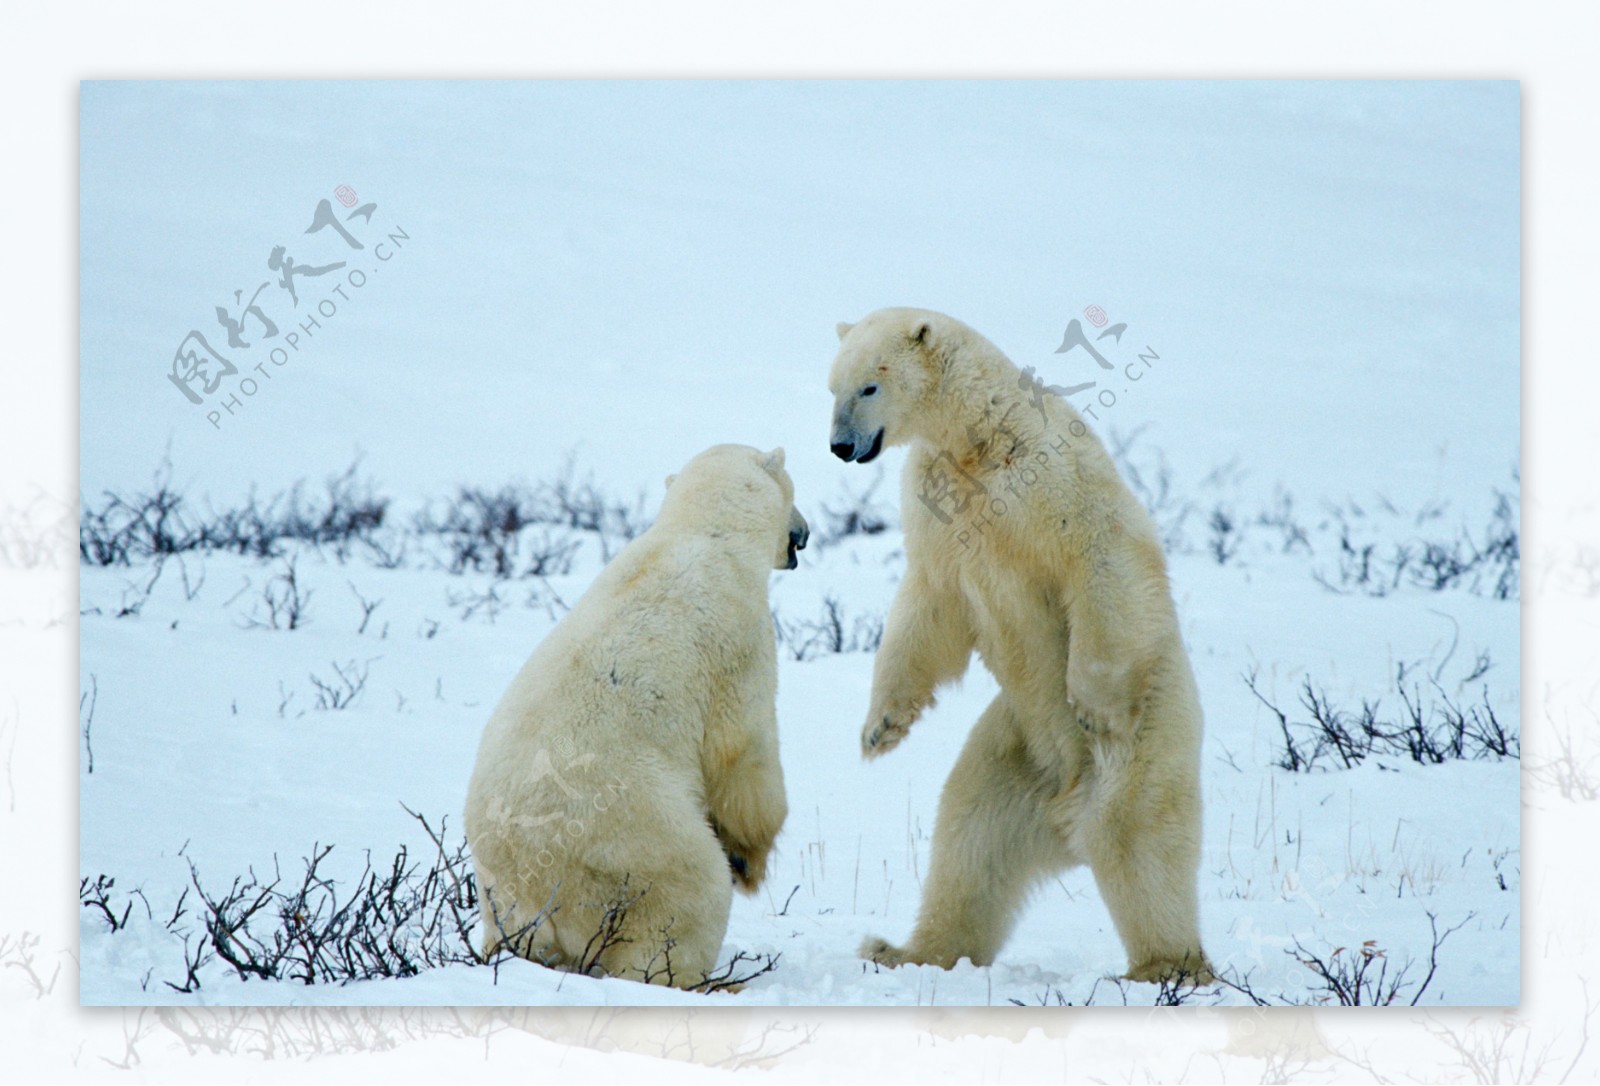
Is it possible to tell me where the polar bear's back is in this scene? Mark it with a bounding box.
[465,526,774,863]
[476,533,760,773]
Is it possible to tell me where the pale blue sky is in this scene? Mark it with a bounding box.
[79,80,1519,512]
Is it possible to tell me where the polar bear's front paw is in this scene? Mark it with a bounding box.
[861,710,914,759]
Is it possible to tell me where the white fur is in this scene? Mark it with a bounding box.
[830,308,1213,983]
[464,445,803,987]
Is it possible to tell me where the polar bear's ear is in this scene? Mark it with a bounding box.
[663,473,678,490]
[764,447,786,472]
[835,321,854,341]
[910,320,931,345]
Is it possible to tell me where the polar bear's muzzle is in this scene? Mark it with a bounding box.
[785,514,810,569]
[830,427,884,465]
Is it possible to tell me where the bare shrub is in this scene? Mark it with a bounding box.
[185,820,479,986]
[83,459,389,566]
[241,554,313,630]
[546,455,650,558]
[1290,913,1469,1006]
[1208,505,1242,565]
[1313,482,1519,600]
[80,874,141,933]
[308,659,372,711]
[1246,661,1517,773]
[774,596,884,661]
[1106,426,1197,553]
[79,460,194,566]
[124,812,782,996]
[815,471,893,547]
[80,674,98,774]
[417,485,543,577]
[414,459,637,577]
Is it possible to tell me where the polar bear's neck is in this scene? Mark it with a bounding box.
[919,343,1089,474]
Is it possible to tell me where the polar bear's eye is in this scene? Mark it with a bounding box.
[861,385,878,397]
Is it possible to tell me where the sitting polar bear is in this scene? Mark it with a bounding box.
[464,444,807,988]
[828,308,1214,984]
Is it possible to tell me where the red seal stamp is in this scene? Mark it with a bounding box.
[1083,304,1108,328]
[335,185,359,208]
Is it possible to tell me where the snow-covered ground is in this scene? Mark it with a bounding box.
[76,441,1520,1007]
[76,80,1520,1008]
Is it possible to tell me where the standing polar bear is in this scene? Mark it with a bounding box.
[828,308,1213,983]
[464,444,807,988]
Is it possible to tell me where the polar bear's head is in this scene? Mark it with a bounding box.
[827,308,948,463]
[660,445,809,570]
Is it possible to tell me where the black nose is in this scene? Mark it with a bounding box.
[830,442,854,461]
